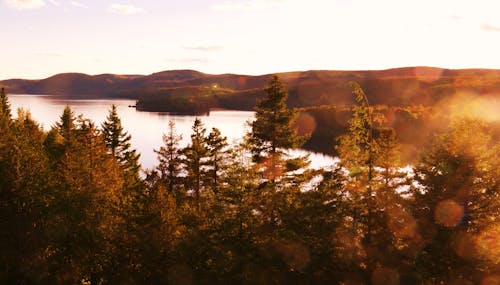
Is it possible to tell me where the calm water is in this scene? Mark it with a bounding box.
[9,95,335,170]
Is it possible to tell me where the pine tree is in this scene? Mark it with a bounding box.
[0,87,12,130]
[248,75,304,162]
[206,127,228,193]
[155,120,183,197]
[182,118,209,204]
[102,105,141,181]
[246,75,313,244]
[247,75,309,188]
[46,111,124,283]
[0,109,53,283]
[411,118,500,284]
[336,82,407,282]
[55,105,76,145]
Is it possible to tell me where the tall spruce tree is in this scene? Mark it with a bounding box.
[336,82,407,283]
[0,87,12,130]
[46,110,124,283]
[206,127,228,193]
[182,118,209,204]
[155,120,183,197]
[248,75,304,163]
[246,75,313,244]
[55,105,76,145]
[102,105,141,181]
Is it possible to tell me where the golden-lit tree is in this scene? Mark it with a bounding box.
[412,118,500,284]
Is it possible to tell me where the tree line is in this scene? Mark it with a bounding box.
[0,78,499,284]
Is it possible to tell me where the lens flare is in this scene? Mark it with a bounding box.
[413,66,444,83]
[439,92,500,122]
[295,112,316,136]
[434,200,464,227]
[275,241,311,271]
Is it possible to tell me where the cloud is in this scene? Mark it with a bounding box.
[183,45,223,52]
[481,23,500,32]
[108,3,144,15]
[212,0,287,12]
[69,0,86,8]
[5,0,46,10]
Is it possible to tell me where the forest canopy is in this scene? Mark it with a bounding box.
[0,79,499,284]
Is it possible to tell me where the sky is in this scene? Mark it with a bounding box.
[1,0,499,79]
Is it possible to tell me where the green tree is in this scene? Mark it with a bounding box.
[44,106,76,161]
[205,127,228,193]
[248,75,304,163]
[102,104,141,182]
[182,118,209,206]
[0,109,54,283]
[0,87,12,130]
[411,118,500,284]
[155,120,183,197]
[336,82,407,283]
[55,105,76,145]
[45,110,123,283]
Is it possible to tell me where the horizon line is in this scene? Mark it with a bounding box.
[2,65,500,81]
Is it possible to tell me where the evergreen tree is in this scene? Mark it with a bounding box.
[182,118,209,205]
[248,75,304,163]
[337,81,376,179]
[102,105,141,181]
[0,87,12,130]
[336,82,406,282]
[411,118,500,284]
[245,75,315,258]
[48,113,123,283]
[206,127,228,193]
[155,120,183,197]
[0,109,53,283]
[55,105,76,145]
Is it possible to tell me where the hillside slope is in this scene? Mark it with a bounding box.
[2,67,500,110]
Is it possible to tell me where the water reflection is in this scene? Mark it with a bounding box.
[10,94,335,170]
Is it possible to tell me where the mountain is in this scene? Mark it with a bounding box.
[2,67,500,109]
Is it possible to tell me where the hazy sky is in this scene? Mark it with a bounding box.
[1,0,499,79]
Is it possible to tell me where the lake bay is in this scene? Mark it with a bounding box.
[9,95,335,171]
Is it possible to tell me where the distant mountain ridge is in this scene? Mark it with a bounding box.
[2,67,500,109]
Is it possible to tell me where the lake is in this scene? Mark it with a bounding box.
[9,95,336,171]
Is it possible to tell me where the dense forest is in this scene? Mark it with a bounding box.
[0,75,499,284]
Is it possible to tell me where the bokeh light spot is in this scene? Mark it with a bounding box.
[434,199,464,227]
[276,241,311,271]
[295,112,316,136]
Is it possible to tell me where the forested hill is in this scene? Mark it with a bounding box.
[2,67,500,110]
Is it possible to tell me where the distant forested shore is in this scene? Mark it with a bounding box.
[1,76,499,284]
[5,67,499,158]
